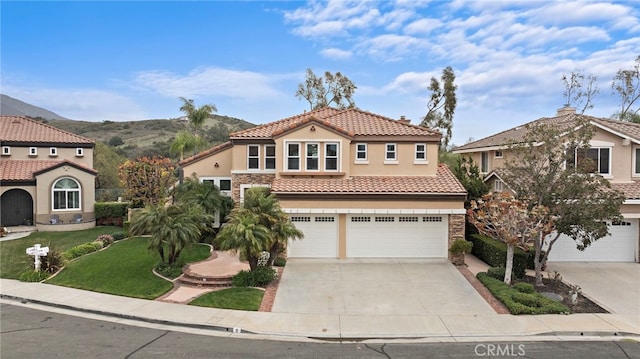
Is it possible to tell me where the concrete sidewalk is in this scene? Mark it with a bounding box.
[1,278,638,342]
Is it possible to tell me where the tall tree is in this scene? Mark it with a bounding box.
[562,70,599,114]
[118,156,176,208]
[468,192,553,285]
[421,66,457,149]
[216,208,270,271]
[94,141,126,191]
[449,155,490,206]
[502,119,625,286]
[170,130,202,160]
[178,97,217,152]
[612,55,640,122]
[295,69,357,110]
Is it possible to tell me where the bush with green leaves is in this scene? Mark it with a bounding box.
[513,282,535,294]
[469,234,527,278]
[232,266,277,287]
[95,201,129,226]
[41,247,66,274]
[476,272,570,315]
[155,262,184,279]
[111,231,125,241]
[63,241,104,261]
[273,257,286,267]
[96,234,114,247]
[487,267,506,280]
[18,269,49,282]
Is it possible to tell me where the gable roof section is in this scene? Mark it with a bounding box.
[1,159,97,183]
[454,111,640,153]
[611,182,640,201]
[230,107,440,139]
[271,164,466,195]
[179,141,232,166]
[0,116,94,146]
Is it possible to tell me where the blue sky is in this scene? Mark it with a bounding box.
[2,1,639,146]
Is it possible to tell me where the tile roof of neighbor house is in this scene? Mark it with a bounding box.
[230,107,441,139]
[0,116,94,145]
[453,110,640,152]
[0,160,96,182]
[271,164,466,195]
[179,141,232,166]
[611,182,640,200]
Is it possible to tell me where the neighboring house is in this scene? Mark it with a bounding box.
[453,106,640,263]
[180,108,467,259]
[0,116,97,231]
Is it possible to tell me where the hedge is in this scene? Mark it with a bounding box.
[95,202,129,226]
[469,234,527,278]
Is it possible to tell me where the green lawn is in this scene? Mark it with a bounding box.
[0,226,120,279]
[46,237,172,299]
[189,287,264,311]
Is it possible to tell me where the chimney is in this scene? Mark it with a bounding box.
[556,106,576,116]
[398,115,410,125]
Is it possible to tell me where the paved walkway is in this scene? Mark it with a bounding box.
[1,254,639,341]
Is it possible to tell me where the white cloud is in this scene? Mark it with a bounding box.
[356,34,430,62]
[526,2,635,28]
[320,47,353,60]
[404,18,442,35]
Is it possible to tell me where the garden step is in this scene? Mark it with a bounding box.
[178,273,234,288]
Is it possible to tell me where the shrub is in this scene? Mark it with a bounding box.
[96,234,115,246]
[155,262,184,279]
[63,242,104,261]
[273,257,287,267]
[232,266,277,287]
[111,231,125,241]
[18,269,49,282]
[449,238,473,254]
[513,282,535,294]
[123,221,130,237]
[487,267,506,280]
[469,234,527,278]
[95,202,128,226]
[41,247,66,274]
[511,291,541,307]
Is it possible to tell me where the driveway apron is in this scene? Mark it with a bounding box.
[271,258,494,316]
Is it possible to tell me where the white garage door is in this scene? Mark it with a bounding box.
[347,215,448,258]
[287,215,338,258]
[547,219,638,262]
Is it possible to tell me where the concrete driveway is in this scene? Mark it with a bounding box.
[271,258,495,316]
[546,262,640,321]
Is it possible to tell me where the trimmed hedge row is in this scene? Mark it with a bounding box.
[95,202,129,226]
[476,272,570,315]
[468,234,527,278]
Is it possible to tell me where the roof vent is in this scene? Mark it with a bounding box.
[398,116,410,125]
[556,106,576,116]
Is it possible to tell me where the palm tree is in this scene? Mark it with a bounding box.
[129,204,169,261]
[267,216,303,266]
[179,97,217,153]
[170,130,202,160]
[216,208,270,270]
[174,174,222,216]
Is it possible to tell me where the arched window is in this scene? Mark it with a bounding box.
[52,177,81,210]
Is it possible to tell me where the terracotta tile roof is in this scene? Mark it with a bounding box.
[271,164,466,195]
[1,160,96,182]
[179,141,232,166]
[611,182,640,200]
[230,107,440,139]
[454,111,640,152]
[0,116,94,145]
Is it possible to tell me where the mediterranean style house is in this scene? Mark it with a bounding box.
[180,107,467,259]
[453,106,640,263]
[0,116,96,231]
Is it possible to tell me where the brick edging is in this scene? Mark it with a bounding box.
[457,265,510,314]
[259,267,283,312]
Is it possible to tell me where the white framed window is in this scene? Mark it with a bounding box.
[247,145,260,170]
[634,148,640,177]
[415,143,427,161]
[1,146,10,156]
[306,143,319,171]
[49,147,58,157]
[76,148,84,157]
[495,150,503,158]
[494,180,504,192]
[286,142,300,171]
[201,177,232,194]
[52,177,81,210]
[355,143,367,162]
[264,145,276,170]
[567,147,611,175]
[325,142,339,171]
[481,152,489,173]
[29,147,38,156]
[385,143,397,163]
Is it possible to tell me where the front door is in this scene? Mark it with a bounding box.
[0,189,34,226]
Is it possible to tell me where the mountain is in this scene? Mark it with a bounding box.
[0,94,72,120]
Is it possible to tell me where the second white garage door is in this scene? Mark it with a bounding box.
[347,214,448,258]
[287,215,338,258]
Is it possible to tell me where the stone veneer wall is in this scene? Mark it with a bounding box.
[231,173,277,202]
[448,214,466,259]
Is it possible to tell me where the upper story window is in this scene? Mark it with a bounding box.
[247,145,260,170]
[49,147,58,157]
[202,177,232,195]
[566,147,611,175]
[76,148,84,157]
[325,143,339,171]
[306,143,319,171]
[52,177,81,210]
[481,152,489,173]
[415,144,427,161]
[29,147,38,156]
[1,146,9,156]
[494,180,504,192]
[356,143,367,161]
[385,143,397,161]
[287,143,300,171]
[264,145,276,170]
[495,150,503,158]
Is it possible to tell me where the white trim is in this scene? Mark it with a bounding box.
[49,147,58,157]
[52,177,82,211]
[385,143,397,161]
[384,160,399,165]
[590,121,640,145]
[589,139,615,147]
[281,208,466,214]
[1,146,10,155]
[324,142,340,171]
[623,200,640,205]
[305,142,320,171]
[619,212,640,218]
[29,147,38,156]
[355,143,367,161]
[354,160,369,165]
[264,144,276,170]
[247,144,260,170]
[414,143,427,161]
[413,160,429,165]
[285,142,301,171]
[75,148,84,157]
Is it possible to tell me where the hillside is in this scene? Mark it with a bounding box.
[0,94,72,120]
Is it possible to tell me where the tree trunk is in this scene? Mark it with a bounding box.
[267,242,282,267]
[534,233,544,287]
[504,244,514,285]
[248,256,259,271]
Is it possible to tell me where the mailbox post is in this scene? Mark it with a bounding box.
[26,244,50,271]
